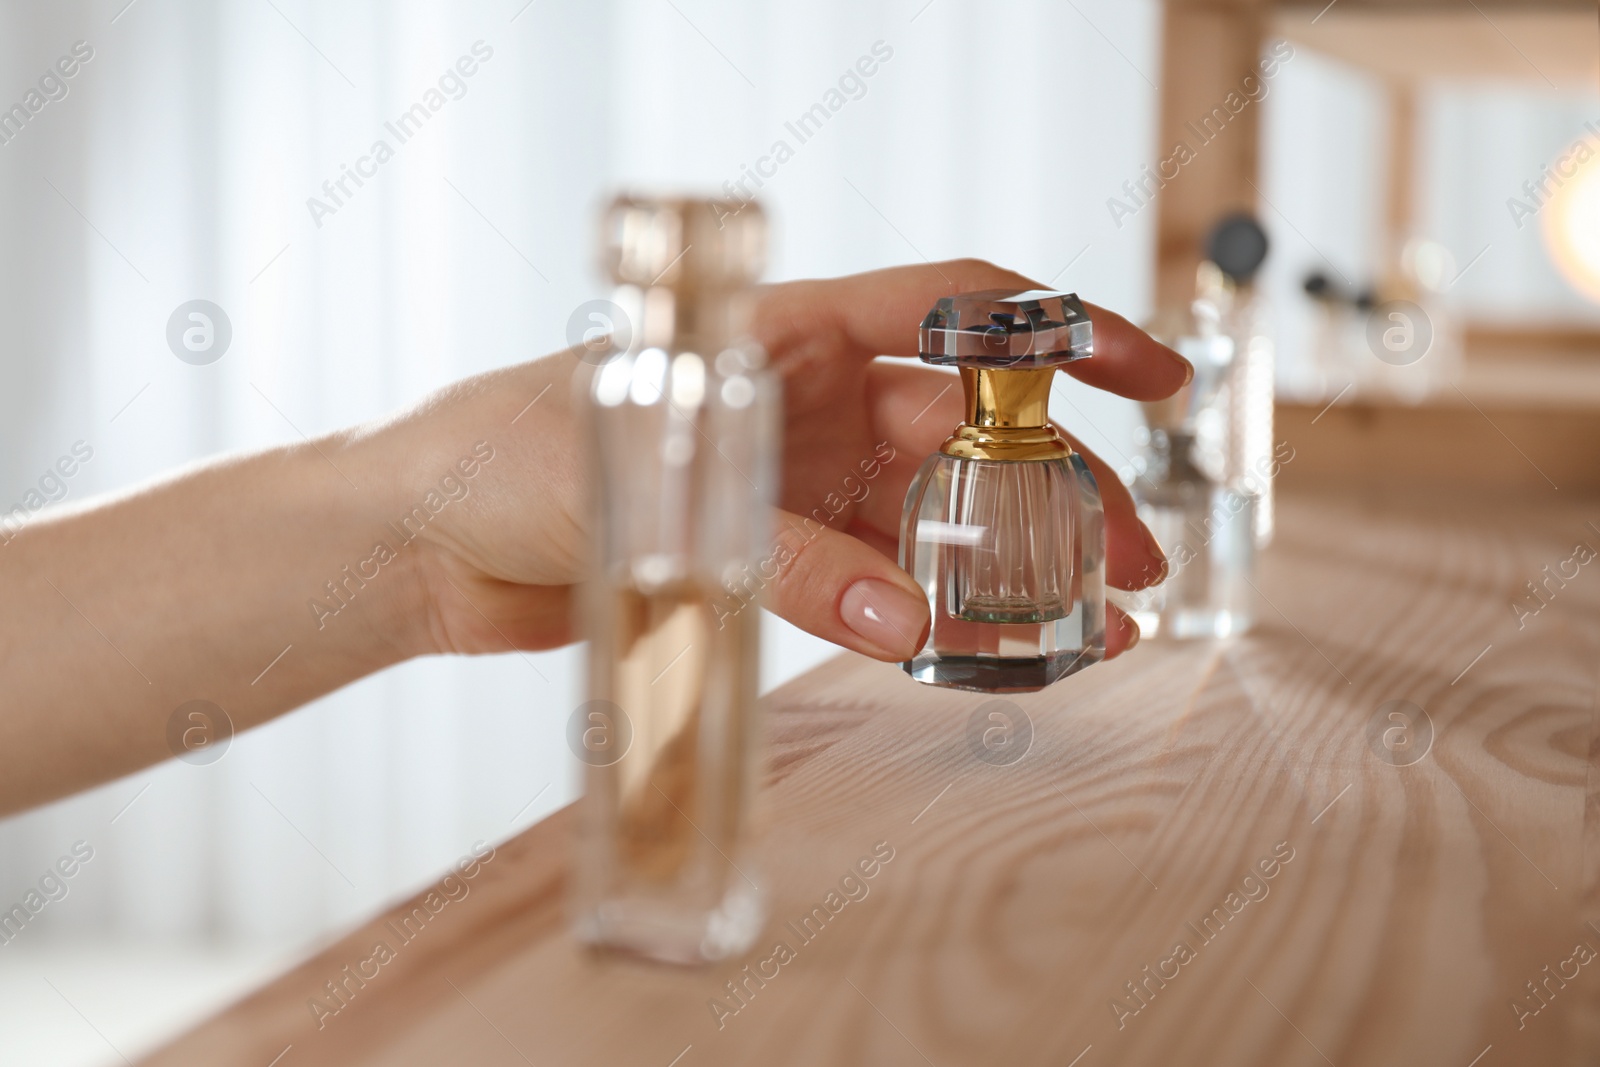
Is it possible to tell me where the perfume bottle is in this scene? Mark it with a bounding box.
[573,195,778,964]
[1205,213,1276,546]
[899,291,1106,693]
[1127,282,1256,640]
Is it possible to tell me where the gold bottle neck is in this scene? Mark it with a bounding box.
[939,367,1073,462]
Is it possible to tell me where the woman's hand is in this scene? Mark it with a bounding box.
[0,259,1187,814]
[388,259,1189,664]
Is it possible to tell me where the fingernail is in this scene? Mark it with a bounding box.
[1167,345,1194,385]
[840,579,927,659]
[1139,521,1170,584]
[1125,618,1142,651]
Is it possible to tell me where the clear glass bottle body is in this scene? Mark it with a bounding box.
[573,201,777,964]
[1220,291,1276,546]
[576,338,776,964]
[1127,433,1255,640]
[900,452,1105,692]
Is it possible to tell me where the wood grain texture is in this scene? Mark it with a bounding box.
[141,491,1600,1066]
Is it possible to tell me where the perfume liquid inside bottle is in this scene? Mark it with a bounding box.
[607,581,716,881]
[943,458,1072,624]
[582,577,761,954]
[574,196,775,964]
[901,293,1106,693]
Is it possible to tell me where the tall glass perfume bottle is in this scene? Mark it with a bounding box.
[1205,214,1275,546]
[573,195,778,964]
[1128,282,1256,640]
[900,291,1105,693]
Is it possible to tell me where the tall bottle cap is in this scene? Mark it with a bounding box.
[1205,214,1269,285]
[919,290,1093,368]
[603,195,766,292]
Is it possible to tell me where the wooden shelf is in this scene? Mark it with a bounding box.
[1458,356,1600,412]
[1273,6,1599,88]
[1278,395,1600,492]
[139,491,1600,1065]
[1468,324,1600,363]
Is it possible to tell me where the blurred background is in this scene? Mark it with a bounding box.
[0,0,1594,1062]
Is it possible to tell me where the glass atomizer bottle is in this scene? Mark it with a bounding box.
[1207,214,1276,547]
[1125,215,1271,640]
[1126,298,1256,640]
[572,196,778,963]
[900,291,1106,692]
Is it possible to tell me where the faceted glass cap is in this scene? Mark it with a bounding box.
[919,290,1093,368]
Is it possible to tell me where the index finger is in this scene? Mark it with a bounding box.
[759,259,1192,401]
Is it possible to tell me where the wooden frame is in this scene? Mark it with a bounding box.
[1153,0,1599,310]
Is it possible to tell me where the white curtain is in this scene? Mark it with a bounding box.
[0,0,1163,949]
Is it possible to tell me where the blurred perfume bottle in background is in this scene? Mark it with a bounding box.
[1126,215,1271,640]
[573,195,778,964]
[1211,217,1277,547]
[1129,416,1257,641]
[900,290,1105,692]
[1301,236,1463,406]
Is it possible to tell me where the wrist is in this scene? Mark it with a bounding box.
[309,428,440,666]
[332,351,585,661]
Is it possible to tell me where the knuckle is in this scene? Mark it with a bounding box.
[770,517,826,583]
[765,514,845,608]
[948,256,1000,279]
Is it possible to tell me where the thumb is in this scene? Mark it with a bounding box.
[761,508,930,662]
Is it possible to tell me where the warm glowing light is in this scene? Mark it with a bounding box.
[1543,151,1600,304]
